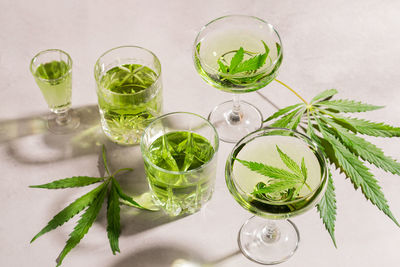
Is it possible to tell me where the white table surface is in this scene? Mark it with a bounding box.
[1,0,400,266]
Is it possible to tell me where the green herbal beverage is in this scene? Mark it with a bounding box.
[141,112,219,216]
[228,133,326,218]
[194,30,282,93]
[145,131,215,216]
[95,46,162,145]
[33,60,72,112]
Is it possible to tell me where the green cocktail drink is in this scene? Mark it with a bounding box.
[30,49,80,134]
[193,15,283,143]
[95,46,162,145]
[32,59,72,113]
[141,112,219,216]
[194,32,282,93]
[229,133,325,217]
[225,128,328,264]
[145,131,215,215]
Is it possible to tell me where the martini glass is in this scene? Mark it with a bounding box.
[193,15,283,143]
[30,49,80,134]
[225,128,328,264]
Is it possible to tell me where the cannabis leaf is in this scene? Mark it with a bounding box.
[316,170,337,247]
[265,84,400,246]
[30,145,155,266]
[218,40,270,75]
[235,145,311,201]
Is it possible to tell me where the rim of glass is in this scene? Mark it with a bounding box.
[94,45,162,96]
[141,111,219,175]
[30,49,72,83]
[227,127,327,205]
[193,14,283,77]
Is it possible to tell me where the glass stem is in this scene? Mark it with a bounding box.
[261,220,281,243]
[228,94,243,125]
[55,110,71,125]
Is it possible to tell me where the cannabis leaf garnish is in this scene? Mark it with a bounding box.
[265,81,400,246]
[218,40,270,75]
[235,145,311,201]
[30,145,154,267]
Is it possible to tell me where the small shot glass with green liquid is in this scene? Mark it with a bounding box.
[30,49,80,134]
[141,112,219,216]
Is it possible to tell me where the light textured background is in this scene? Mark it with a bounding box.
[1,0,399,266]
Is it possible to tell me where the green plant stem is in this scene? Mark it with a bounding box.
[275,79,309,106]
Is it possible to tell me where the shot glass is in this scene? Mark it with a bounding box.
[141,112,219,216]
[94,46,162,145]
[30,49,80,134]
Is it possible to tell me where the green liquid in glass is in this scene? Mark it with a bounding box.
[98,63,162,144]
[231,135,325,217]
[34,60,72,112]
[194,31,282,93]
[144,131,216,216]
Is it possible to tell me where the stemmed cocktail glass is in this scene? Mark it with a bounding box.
[193,15,282,143]
[226,128,328,264]
[30,49,80,134]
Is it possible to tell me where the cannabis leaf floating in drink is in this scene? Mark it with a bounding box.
[216,41,279,86]
[235,145,312,202]
[30,145,156,267]
[266,82,400,246]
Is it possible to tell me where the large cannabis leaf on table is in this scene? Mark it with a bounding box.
[30,145,154,267]
[264,86,400,246]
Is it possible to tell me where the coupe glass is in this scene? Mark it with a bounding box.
[225,128,328,264]
[30,49,80,134]
[193,15,283,143]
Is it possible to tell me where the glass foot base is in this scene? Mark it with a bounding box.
[208,100,263,143]
[238,216,300,265]
[47,109,80,134]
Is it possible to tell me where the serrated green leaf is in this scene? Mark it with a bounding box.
[30,176,104,189]
[231,41,269,74]
[234,158,302,182]
[310,89,338,103]
[270,108,301,128]
[218,59,228,73]
[107,178,121,255]
[31,182,107,243]
[316,119,399,227]
[253,180,299,194]
[317,171,337,247]
[56,183,107,266]
[231,54,267,74]
[317,99,383,113]
[316,109,358,133]
[323,117,400,176]
[301,158,308,180]
[229,47,244,73]
[261,40,270,59]
[113,178,148,210]
[276,145,302,176]
[287,107,306,130]
[161,134,179,171]
[263,103,303,122]
[343,117,400,137]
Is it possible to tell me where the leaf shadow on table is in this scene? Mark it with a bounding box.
[110,243,241,267]
[1,105,108,164]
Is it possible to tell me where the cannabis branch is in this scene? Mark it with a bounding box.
[265,80,400,246]
[30,146,154,266]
